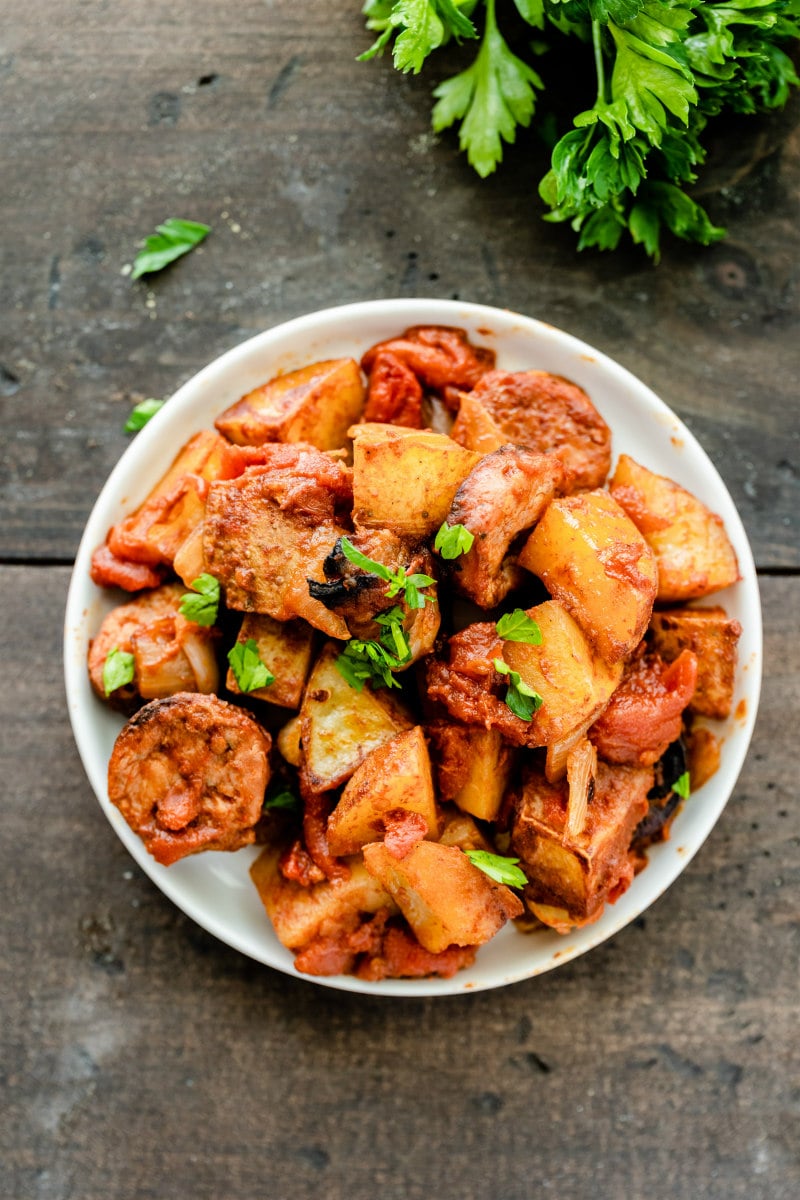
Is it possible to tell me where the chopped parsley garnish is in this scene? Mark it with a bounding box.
[336,606,412,691]
[673,770,691,799]
[123,398,164,433]
[434,521,475,559]
[102,646,135,696]
[178,574,220,627]
[263,786,301,813]
[493,657,543,722]
[227,639,275,693]
[465,849,528,888]
[339,536,435,609]
[131,218,211,280]
[496,609,542,645]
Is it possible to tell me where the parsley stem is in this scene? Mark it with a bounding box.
[592,19,606,106]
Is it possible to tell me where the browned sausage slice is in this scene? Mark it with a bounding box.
[108,693,271,865]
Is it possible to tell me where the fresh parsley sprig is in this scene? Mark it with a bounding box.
[673,769,691,799]
[465,849,528,888]
[494,657,543,721]
[228,639,275,693]
[496,609,542,644]
[102,646,135,696]
[131,218,211,280]
[336,605,412,691]
[179,574,220,627]
[263,786,301,813]
[339,537,435,609]
[434,521,475,559]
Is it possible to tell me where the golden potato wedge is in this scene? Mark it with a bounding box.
[438,810,494,853]
[519,489,657,664]
[649,606,741,719]
[226,614,316,708]
[512,759,652,924]
[276,714,302,766]
[449,390,506,454]
[300,643,414,791]
[350,423,481,537]
[502,601,624,745]
[215,358,366,450]
[363,841,523,954]
[427,722,516,823]
[610,454,739,602]
[250,846,396,950]
[326,727,438,856]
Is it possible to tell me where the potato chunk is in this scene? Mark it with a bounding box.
[350,423,481,537]
[502,601,624,744]
[326,727,438,856]
[363,841,523,954]
[215,358,365,450]
[449,390,506,455]
[250,846,396,950]
[300,643,413,791]
[519,489,657,664]
[649,606,741,719]
[225,614,316,709]
[512,760,652,926]
[610,454,739,602]
[427,722,516,823]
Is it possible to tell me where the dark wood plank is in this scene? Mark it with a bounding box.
[2,566,798,1199]
[1,2,798,565]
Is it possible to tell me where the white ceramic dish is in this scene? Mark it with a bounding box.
[64,299,762,996]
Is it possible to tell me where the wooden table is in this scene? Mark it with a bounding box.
[2,4,798,1197]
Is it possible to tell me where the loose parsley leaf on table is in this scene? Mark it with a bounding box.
[102,647,135,696]
[123,398,164,433]
[179,574,221,627]
[465,849,528,888]
[131,218,211,280]
[227,639,275,693]
[494,657,543,721]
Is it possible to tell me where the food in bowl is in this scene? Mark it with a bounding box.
[84,317,745,983]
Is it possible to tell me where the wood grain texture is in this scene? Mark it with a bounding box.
[2,567,798,1200]
[0,2,798,564]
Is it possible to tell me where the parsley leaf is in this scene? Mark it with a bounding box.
[263,786,301,813]
[227,639,275,693]
[339,537,435,610]
[131,218,210,280]
[673,770,691,799]
[432,0,543,177]
[496,609,542,644]
[123,398,164,433]
[434,520,475,559]
[374,606,412,661]
[102,646,135,696]
[179,574,220,627]
[465,849,528,888]
[359,0,478,72]
[494,657,543,721]
[336,638,405,691]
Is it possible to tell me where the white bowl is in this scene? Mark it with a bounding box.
[64,299,762,996]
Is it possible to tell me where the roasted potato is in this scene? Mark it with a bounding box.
[363,841,523,954]
[610,454,740,603]
[502,601,624,744]
[350,423,481,537]
[226,614,316,709]
[519,489,657,664]
[250,846,396,950]
[326,726,438,856]
[427,722,516,823]
[449,390,506,454]
[300,643,413,791]
[649,606,741,719]
[215,358,366,450]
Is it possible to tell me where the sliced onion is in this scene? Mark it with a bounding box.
[182,631,220,695]
[173,522,206,587]
[565,737,597,839]
[132,618,196,699]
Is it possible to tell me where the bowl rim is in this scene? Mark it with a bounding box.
[64,297,763,996]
